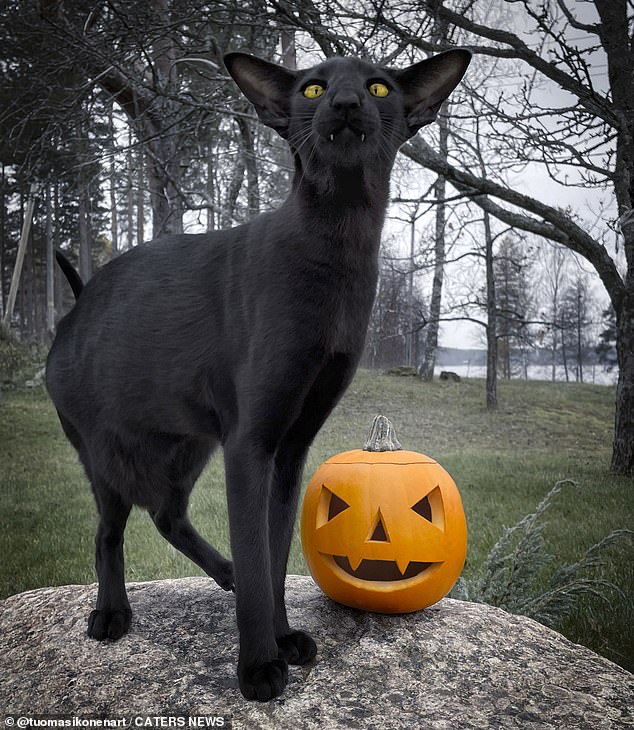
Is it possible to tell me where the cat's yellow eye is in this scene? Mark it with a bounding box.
[304,83,325,99]
[369,82,390,98]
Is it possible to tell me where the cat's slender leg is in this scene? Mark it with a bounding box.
[152,493,234,591]
[224,349,332,700]
[269,437,315,665]
[270,354,355,664]
[88,478,133,641]
[224,436,287,701]
[150,436,234,590]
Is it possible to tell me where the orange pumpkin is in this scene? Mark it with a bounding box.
[301,415,467,613]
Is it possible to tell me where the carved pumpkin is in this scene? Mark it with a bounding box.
[301,415,467,613]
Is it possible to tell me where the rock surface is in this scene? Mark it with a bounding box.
[1,576,633,729]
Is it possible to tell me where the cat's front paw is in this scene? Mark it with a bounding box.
[238,658,288,701]
[277,629,317,665]
[87,608,132,641]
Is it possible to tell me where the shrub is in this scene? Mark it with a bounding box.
[0,337,46,386]
[451,479,634,628]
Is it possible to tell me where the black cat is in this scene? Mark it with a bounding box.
[46,48,470,701]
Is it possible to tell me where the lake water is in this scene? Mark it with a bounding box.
[435,363,618,386]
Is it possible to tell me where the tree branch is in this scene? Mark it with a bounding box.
[420,1,618,129]
[400,136,625,310]
[556,0,603,35]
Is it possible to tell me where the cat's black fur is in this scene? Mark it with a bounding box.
[46,48,470,701]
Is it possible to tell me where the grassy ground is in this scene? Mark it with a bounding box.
[1,372,632,671]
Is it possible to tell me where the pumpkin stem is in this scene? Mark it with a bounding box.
[363,415,402,452]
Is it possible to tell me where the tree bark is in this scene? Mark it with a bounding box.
[576,288,584,383]
[137,147,144,245]
[45,184,54,336]
[206,156,215,232]
[595,0,634,474]
[223,137,245,229]
[0,162,5,317]
[613,292,634,473]
[127,130,134,251]
[281,28,297,70]
[145,139,183,238]
[236,116,260,219]
[109,107,119,256]
[53,182,63,321]
[420,166,446,381]
[24,219,33,338]
[78,180,92,283]
[2,183,37,336]
[484,210,497,408]
[561,310,570,382]
[406,213,415,368]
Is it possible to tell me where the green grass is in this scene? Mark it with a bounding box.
[1,372,632,671]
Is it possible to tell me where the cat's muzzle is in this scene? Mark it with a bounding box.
[325,122,367,144]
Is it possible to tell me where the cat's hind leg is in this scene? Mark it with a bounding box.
[152,500,235,591]
[151,437,234,591]
[52,418,133,641]
[87,473,133,641]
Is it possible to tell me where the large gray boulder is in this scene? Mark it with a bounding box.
[1,576,632,729]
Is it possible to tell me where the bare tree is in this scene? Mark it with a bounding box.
[494,235,535,379]
[394,0,634,474]
[538,243,570,382]
[34,1,282,238]
[363,240,428,369]
[560,273,596,383]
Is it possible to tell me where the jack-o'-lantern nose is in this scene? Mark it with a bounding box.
[367,510,390,542]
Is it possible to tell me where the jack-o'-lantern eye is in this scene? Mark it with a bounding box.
[412,486,445,530]
[315,485,349,528]
[327,490,349,520]
[368,82,390,97]
[412,495,432,522]
[304,83,326,99]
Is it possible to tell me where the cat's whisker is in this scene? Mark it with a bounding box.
[376,119,401,165]
[288,122,313,142]
[288,126,313,143]
[295,135,319,191]
[288,129,315,158]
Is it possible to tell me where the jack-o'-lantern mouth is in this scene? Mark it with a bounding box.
[332,555,437,581]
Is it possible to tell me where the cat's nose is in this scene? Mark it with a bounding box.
[330,90,362,113]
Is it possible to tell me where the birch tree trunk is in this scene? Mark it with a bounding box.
[137,147,144,245]
[45,184,54,336]
[109,107,119,257]
[78,182,92,283]
[126,131,134,251]
[484,210,497,409]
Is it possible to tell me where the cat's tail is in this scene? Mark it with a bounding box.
[55,251,84,300]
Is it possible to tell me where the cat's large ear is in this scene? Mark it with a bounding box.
[393,49,471,137]
[224,53,298,138]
